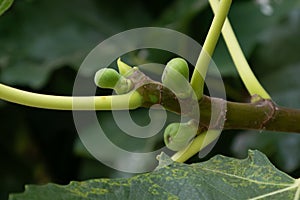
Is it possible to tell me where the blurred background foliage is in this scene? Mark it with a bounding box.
[1,0,300,199]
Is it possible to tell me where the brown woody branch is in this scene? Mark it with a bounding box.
[138,82,300,134]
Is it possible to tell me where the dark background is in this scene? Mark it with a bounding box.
[1,0,300,199]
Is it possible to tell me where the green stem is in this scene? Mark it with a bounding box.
[190,0,232,100]
[0,83,143,110]
[180,0,232,163]
[171,130,221,162]
[209,0,271,99]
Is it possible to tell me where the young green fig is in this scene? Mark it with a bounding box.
[94,68,133,94]
[164,120,198,151]
[161,58,191,98]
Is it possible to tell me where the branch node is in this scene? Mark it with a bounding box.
[258,99,276,130]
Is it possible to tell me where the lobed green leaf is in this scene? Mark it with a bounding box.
[10,150,300,200]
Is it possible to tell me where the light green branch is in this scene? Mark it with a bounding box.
[174,0,232,162]
[0,83,143,110]
[171,130,221,162]
[209,0,271,99]
[190,0,232,100]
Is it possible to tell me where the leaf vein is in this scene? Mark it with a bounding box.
[248,179,299,200]
[201,167,293,187]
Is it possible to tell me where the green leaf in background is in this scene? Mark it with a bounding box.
[155,0,208,31]
[252,9,300,103]
[73,108,180,177]
[0,0,151,89]
[1,1,300,199]
[231,8,300,175]
[213,0,298,76]
[9,150,300,200]
[0,0,13,16]
[232,131,300,174]
[262,64,300,109]
[233,60,300,175]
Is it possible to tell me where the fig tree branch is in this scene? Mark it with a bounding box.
[1,81,299,134]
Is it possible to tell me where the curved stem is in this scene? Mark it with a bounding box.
[179,0,232,163]
[190,0,232,100]
[0,83,143,110]
[171,130,220,162]
[209,0,271,99]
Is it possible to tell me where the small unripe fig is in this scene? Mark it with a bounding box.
[94,68,133,94]
[161,58,191,98]
[164,58,189,79]
[164,120,198,151]
[94,68,121,88]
